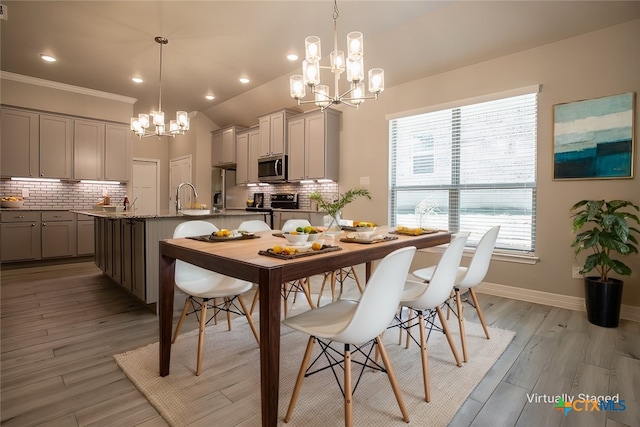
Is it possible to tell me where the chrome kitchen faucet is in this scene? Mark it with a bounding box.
[176,182,198,214]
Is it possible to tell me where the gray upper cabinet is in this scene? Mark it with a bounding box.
[40,114,74,179]
[236,127,260,185]
[74,119,105,180]
[1,108,39,178]
[104,123,131,181]
[212,125,245,167]
[0,108,72,179]
[258,109,297,157]
[288,108,340,182]
[74,121,131,181]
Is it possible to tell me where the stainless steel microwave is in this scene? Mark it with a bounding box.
[258,155,287,182]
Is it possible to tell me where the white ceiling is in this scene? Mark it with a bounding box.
[2,1,640,127]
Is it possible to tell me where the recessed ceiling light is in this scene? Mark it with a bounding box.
[131,77,143,83]
[239,77,250,84]
[205,95,215,101]
[40,54,56,63]
[287,54,298,61]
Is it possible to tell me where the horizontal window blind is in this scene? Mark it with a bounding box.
[389,92,538,252]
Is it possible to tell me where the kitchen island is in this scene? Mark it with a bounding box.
[76,209,269,310]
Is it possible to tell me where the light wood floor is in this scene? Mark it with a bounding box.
[1,261,638,426]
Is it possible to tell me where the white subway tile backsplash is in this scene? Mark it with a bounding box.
[0,181,126,209]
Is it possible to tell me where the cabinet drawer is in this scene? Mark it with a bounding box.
[1,211,40,223]
[42,211,75,221]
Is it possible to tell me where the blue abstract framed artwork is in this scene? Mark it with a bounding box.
[553,92,635,180]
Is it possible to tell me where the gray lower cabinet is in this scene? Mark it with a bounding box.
[92,213,267,307]
[0,211,41,262]
[1,210,79,262]
[41,211,76,258]
[77,214,95,255]
[121,219,146,301]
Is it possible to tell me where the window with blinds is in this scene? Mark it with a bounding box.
[389,91,538,252]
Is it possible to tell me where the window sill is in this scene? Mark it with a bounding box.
[417,247,539,265]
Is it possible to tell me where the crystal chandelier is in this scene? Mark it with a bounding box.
[130,36,190,139]
[289,0,384,111]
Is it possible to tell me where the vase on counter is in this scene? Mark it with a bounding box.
[324,211,342,236]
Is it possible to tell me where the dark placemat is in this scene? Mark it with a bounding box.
[187,233,260,242]
[389,228,441,236]
[340,235,398,244]
[258,244,341,260]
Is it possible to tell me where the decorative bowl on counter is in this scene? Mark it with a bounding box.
[1,197,25,208]
[102,205,124,212]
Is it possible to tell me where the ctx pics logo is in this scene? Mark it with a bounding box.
[552,395,626,416]
[527,393,626,416]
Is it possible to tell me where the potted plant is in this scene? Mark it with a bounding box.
[570,199,640,327]
[309,188,371,235]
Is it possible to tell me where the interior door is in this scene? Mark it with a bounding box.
[169,155,192,212]
[132,159,159,215]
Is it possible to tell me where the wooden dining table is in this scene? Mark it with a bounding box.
[158,226,451,427]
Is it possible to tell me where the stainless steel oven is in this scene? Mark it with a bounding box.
[258,155,287,182]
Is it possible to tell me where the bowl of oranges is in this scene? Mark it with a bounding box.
[1,196,25,208]
[283,231,309,246]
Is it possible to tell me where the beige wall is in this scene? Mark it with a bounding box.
[337,19,640,307]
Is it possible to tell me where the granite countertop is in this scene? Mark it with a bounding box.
[70,209,267,219]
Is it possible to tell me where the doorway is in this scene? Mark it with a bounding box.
[169,155,193,212]
[132,158,160,215]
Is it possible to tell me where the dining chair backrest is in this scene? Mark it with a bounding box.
[173,221,219,284]
[282,219,311,232]
[238,219,272,232]
[333,246,417,345]
[406,234,468,310]
[457,226,500,288]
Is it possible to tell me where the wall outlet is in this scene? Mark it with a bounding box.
[0,4,7,21]
[21,188,29,198]
[572,266,583,279]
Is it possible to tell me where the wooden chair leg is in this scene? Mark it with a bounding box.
[344,344,353,427]
[213,297,219,325]
[237,295,260,345]
[285,337,315,423]
[418,312,430,402]
[436,306,462,367]
[351,266,364,294]
[469,288,490,339]
[301,278,315,310]
[455,289,468,362]
[317,272,332,306]
[196,299,208,376]
[446,290,455,320]
[225,297,232,331]
[250,287,259,315]
[376,337,410,422]
[172,296,190,343]
[405,308,414,349]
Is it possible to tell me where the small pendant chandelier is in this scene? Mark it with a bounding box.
[130,36,190,139]
[289,0,384,111]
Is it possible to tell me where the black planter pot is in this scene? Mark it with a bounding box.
[584,277,623,328]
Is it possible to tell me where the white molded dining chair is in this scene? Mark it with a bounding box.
[412,226,499,362]
[279,219,315,317]
[283,246,417,427]
[238,219,272,232]
[394,234,467,402]
[172,220,259,376]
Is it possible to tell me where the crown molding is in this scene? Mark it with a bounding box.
[0,71,137,104]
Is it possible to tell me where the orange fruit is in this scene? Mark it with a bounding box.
[311,242,322,251]
[273,245,283,254]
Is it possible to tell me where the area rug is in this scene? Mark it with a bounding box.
[114,315,515,426]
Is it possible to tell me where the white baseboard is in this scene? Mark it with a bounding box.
[476,282,640,323]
